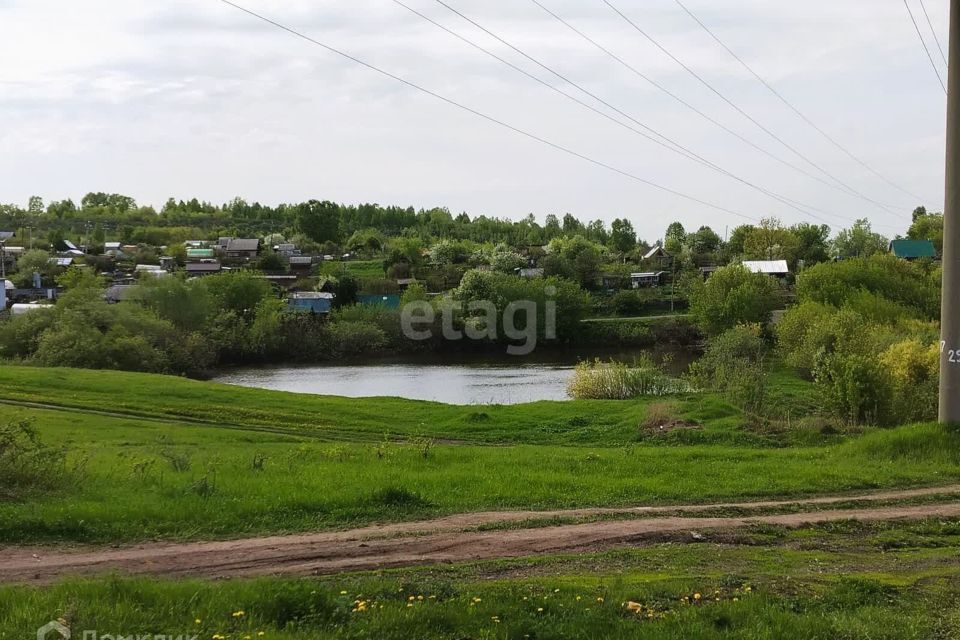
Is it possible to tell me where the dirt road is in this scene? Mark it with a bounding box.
[2,486,959,584]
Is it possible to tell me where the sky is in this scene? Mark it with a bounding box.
[0,0,950,241]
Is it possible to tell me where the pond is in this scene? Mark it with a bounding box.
[213,347,696,405]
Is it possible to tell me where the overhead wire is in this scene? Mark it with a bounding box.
[414,0,845,225]
[670,0,928,205]
[602,0,905,216]
[902,0,948,94]
[216,0,757,221]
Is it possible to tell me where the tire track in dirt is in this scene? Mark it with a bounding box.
[2,486,959,584]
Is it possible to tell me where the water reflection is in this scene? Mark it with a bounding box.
[214,348,694,405]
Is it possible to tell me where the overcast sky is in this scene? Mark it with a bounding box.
[0,0,949,240]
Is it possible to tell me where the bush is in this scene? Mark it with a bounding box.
[567,358,690,399]
[0,420,81,501]
[326,321,388,357]
[879,340,939,424]
[688,324,768,414]
[688,265,781,336]
[814,352,895,426]
[796,254,939,320]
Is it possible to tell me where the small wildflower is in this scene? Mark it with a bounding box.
[232,610,245,618]
[575,596,581,601]
[340,591,348,595]
[537,607,544,613]
[195,619,202,625]
[597,597,604,603]
[408,596,416,602]
[417,595,424,601]
[626,601,643,613]
[554,589,560,593]
[693,593,701,601]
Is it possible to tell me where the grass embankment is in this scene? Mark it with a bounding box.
[0,367,957,544]
[3,519,960,638]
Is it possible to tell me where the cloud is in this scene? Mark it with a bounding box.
[0,0,946,239]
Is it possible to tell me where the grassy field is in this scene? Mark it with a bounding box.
[3,518,960,638]
[317,259,387,280]
[0,366,958,543]
[0,366,822,446]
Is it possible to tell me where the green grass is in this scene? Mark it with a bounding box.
[0,399,958,544]
[318,259,386,279]
[3,519,960,638]
[0,366,753,446]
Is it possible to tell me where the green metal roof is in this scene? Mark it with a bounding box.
[890,239,936,259]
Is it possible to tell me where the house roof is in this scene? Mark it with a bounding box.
[186,262,221,272]
[104,242,121,249]
[52,257,73,267]
[289,292,335,300]
[742,260,790,274]
[631,271,666,278]
[289,256,313,265]
[0,231,14,240]
[226,238,260,252]
[643,246,669,260]
[890,239,937,259]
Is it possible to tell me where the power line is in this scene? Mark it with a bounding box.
[217,0,757,222]
[670,0,927,205]
[416,0,843,225]
[918,0,948,66]
[602,0,904,216]
[525,0,895,226]
[903,0,947,93]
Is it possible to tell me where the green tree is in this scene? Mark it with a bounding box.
[296,200,342,245]
[791,222,831,267]
[688,265,781,336]
[609,218,637,254]
[907,210,944,254]
[12,249,52,287]
[743,217,800,262]
[832,219,888,259]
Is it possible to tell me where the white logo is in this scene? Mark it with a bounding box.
[37,621,70,640]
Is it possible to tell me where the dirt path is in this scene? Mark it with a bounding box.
[2,486,959,584]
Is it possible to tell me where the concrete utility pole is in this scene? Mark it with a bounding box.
[941,0,960,424]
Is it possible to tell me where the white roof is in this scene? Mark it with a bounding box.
[631,271,665,278]
[643,246,668,260]
[135,264,163,271]
[289,292,335,299]
[742,260,789,274]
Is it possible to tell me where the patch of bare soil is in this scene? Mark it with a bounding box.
[2,486,959,584]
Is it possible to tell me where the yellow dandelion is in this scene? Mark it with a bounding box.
[693,593,701,601]
[408,596,416,602]
[575,596,581,601]
[537,607,544,613]
[195,619,202,625]
[340,590,347,595]
[232,610,245,618]
[417,595,424,601]
[597,597,604,603]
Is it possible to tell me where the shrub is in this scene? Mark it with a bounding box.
[688,265,781,336]
[567,358,690,399]
[687,324,768,414]
[879,340,939,424]
[326,321,388,357]
[0,420,80,501]
[796,254,939,319]
[814,352,895,426]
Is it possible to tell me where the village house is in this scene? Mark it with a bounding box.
[224,238,261,261]
[889,239,937,261]
[742,260,790,280]
[631,271,666,288]
[287,291,335,315]
[185,261,222,276]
